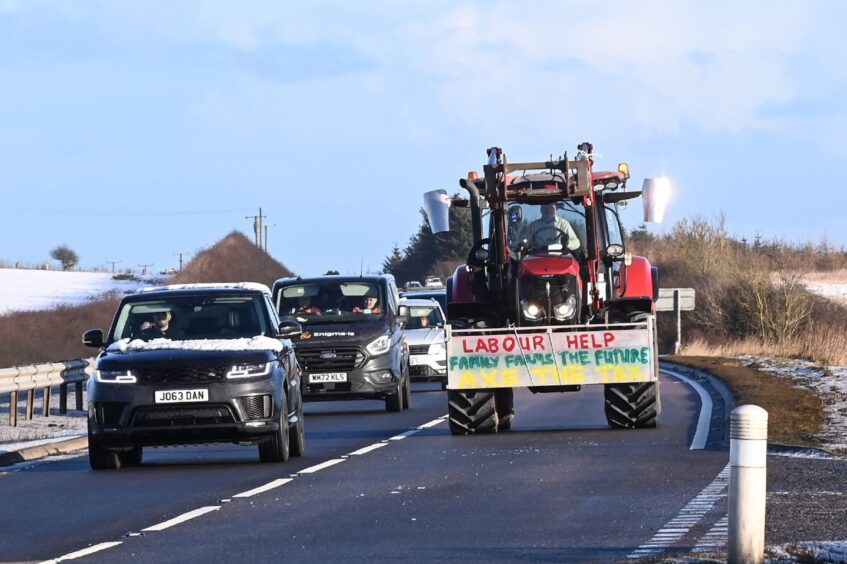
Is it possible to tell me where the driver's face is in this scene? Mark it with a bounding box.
[540,203,556,220]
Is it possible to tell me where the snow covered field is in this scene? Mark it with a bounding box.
[0,268,158,314]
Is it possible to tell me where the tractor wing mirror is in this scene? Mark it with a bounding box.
[642,177,672,223]
[423,190,451,234]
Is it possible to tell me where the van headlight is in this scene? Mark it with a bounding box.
[227,362,272,379]
[428,342,446,356]
[366,335,391,356]
[94,369,136,384]
[553,295,578,321]
[520,299,544,321]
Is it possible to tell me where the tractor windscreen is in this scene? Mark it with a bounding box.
[505,200,588,251]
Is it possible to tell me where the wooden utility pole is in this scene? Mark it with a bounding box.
[245,208,265,247]
[138,263,153,275]
[174,252,189,272]
[106,260,121,273]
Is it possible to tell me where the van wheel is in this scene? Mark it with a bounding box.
[385,379,403,412]
[89,440,120,470]
[119,446,143,466]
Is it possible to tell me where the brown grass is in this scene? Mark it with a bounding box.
[667,355,825,448]
[0,231,294,367]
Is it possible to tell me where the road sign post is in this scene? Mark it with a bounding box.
[655,288,695,354]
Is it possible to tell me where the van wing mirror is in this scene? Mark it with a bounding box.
[423,190,451,234]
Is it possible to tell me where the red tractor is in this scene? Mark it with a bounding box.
[424,143,663,435]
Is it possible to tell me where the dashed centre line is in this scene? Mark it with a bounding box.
[39,541,124,563]
[141,506,221,532]
[233,478,294,498]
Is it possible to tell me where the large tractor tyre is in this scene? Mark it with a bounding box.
[447,390,498,435]
[494,388,515,431]
[604,382,660,429]
[385,378,404,413]
[289,393,306,458]
[259,392,291,463]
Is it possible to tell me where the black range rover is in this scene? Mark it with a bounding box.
[83,283,304,470]
[272,274,410,412]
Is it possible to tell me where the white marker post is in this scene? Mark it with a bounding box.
[728,405,768,564]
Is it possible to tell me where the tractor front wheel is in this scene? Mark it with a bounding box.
[447,390,498,435]
[604,382,659,429]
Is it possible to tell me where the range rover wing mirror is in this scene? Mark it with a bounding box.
[278,320,303,338]
[82,329,105,348]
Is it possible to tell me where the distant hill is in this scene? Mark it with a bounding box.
[171,231,294,288]
[0,231,296,367]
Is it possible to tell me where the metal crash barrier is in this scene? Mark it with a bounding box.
[0,359,94,426]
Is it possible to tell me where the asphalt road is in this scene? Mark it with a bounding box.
[0,372,730,563]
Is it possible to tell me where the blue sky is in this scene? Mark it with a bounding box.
[1,1,845,276]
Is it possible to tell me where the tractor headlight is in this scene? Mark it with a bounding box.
[553,295,578,321]
[520,299,545,321]
[227,362,272,379]
[94,369,136,384]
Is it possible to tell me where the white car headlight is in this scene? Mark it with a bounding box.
[520,299,544,320]
[95,369,136,384]
[428,342,446,356]
[366,335,391,356]
[227,362,271,379]
[553,295,578,321]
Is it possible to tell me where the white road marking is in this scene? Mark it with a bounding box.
[628,464,730,559]
[233,478,293,498]
[39,541,123,563]
[388,430,419,441]
[299,458,346,474]
[349,442,388,456]
[417,415,448,429]
[661,367,714,449]
[141,506,221,532]
[692,515,729,553]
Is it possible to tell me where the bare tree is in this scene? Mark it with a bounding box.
[50,245,79,271]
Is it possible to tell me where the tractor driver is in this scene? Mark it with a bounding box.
[519,202,582,253]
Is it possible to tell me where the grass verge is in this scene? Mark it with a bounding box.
[665,355,826,450]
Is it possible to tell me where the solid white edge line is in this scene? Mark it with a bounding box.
[299,458,345,474]
[141,506,220,532]
[349,442,388,456]
[233,478,293,498]
[662,367,713,450]
[40,541,124,563]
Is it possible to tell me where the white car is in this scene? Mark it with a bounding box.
[400,297,447,389]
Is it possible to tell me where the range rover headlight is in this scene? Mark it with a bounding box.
[366,335,391,356]
[520,299,544,321]
[94,369,136,384]
[227,362,271,379]
[553,295,578,321]
[428,342,446,356]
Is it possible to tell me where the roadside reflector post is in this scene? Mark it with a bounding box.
[728,405,768,564]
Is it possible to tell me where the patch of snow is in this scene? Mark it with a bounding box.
[108,336,284,353]
[0,432,85,455]
[137,282,271,295]
[736,355,847,454]
[0,268,157,315]
[767,540,847,563]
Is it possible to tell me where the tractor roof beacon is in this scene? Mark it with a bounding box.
[424,143,665,435]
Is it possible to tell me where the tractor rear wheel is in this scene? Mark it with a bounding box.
[494,388,514,431]
[604,382,659,428]
[447,390,498,435]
